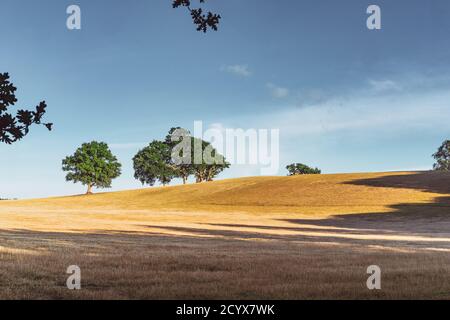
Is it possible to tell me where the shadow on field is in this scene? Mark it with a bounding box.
[345,171,450,194]
[1,210,450,257]
[141,219,450,250]
[1,227,450,300]
[134,172,450,250]
[281,172,450,234]
[280,197,450,233]
[1,173,449,257]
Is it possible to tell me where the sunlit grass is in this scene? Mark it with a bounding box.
[0,171,449,299]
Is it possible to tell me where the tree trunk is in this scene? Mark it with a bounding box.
[86,184,93,195]
[182,176,187,185]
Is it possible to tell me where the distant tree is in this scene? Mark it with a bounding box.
[433,140,450,171]
[287,163,321,176]
[172,0,221,32]
[62,141,122,194]
[133,140,177,186]
[165,127,194,184]
[0,73,52,144]
[134,128,230,186]
[190,137,229,182]
[166,129,229,183]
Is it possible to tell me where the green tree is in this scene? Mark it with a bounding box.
[287,163,321,176]
[433,140,450,171]
[0,73,52,144]
[191,137,229,182]
[166,129,229,183]
[62,141,122,194]
[165,127,194,184]
[133,140,177,186]
[134,128,230,186]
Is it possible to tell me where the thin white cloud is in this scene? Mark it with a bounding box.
[368,79,402,92]
[222,64,251,77]
[254,88,450,137]
[267,83,289,98]
[211,73,450,140]
[295,88,333,107]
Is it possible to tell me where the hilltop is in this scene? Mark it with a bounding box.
[6,171,449,214]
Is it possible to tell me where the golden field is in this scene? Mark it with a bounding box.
[0,171,449,299]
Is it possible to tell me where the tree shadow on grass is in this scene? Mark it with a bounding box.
[1,172,450,255]
[1,217,450,256]
[279,198,450,234]
[146,172,450,249]
[344,171,450,194]
[278,171,450,235]
[1,227,449,300]
[139,222,450,250]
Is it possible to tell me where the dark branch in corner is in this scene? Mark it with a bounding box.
[0,73,52,145]
[172,0,221,33]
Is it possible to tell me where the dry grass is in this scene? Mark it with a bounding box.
[0,171,449,299]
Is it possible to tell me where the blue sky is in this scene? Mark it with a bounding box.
[1,0,450,198]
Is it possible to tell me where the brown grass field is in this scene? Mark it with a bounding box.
[0,171,449,300]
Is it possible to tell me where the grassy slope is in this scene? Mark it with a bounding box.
[0,171,449,299]
[7,171,449,213]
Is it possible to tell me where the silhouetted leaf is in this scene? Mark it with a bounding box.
[0,73,52,144]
